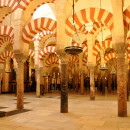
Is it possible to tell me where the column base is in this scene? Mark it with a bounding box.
[118,112,127,117]
[90,97,95,100]
[61,91,68,113]
[36,95,40,98]
[81,93,84,95]
[17,105,24,110]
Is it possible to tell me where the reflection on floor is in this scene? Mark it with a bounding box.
[0,92,130,130]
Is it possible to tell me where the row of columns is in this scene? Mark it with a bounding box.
[0,0,127,117]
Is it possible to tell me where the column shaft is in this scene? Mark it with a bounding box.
[60,60,68,113]
[80,71,84,95]
[117,53,127,117]
[36,68,41,97]
[17,62,24,109]
[89,66,95,100]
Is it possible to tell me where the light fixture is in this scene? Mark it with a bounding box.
[100,64,108,71]
[64,0,83,55]
[99,0,108,71]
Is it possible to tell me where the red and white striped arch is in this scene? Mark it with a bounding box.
[93,39,112,57]
[68,55,79,64]
[19,0,55,11]
[0,51,13,64]
[0,26,14,40]
[123,5,130,29]
[39,46,55,61]
[0,35,13,47]
[82,55,87,66]
[33,30,53,42]
[20,0,79,14]
[96,55,101,64]
[0,0,18,11]
[79,22,107,36]
[45,54,59,68]
[22,18,56,44]
[66,8,113,36]
[104,52,116,63]
[0,8,12,24]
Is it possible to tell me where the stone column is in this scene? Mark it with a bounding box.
[14,53,26,109]
[74,64,79,92]
[79,53,84,95]
[89,66,95,100]
[111,0,127,117]
[34,39,41,97]
[108,74,112,93]
[101,71,106,94]
[4,57,10,92]
[14,68,18,96]
[80,70,84,95]
[46,76,49,93]
[35,68,41,97]
[116,46,127,117]
[57,51,68,113]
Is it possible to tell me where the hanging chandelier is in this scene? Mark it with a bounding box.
[64,0,83,55]
[99,0,108,71]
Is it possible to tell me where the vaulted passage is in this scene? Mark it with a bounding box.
[0,0,130,129]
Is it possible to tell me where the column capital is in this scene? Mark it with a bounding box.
[88,65,95,70]
[35,67,42,72]
[14,51,28,67]
[114,43,126,54]
[56,49,68,63]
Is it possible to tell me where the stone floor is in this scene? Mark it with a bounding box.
[0,92,130,130]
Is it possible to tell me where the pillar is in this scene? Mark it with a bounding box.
[35,68,41,97]
[74,64,79,92]
[34,39,41,97]
[116,48,127,117]
[101,71,106,94]
[4,57,10,92]
[79,53,84,95]
[57,51,68,113]
[14,53,26,109]
[80,70,84,95]
[108,74,112,93]
[89,66,95,100]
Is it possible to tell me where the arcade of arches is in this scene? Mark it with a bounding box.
[0,0,130,128]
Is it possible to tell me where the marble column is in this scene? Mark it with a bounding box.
[116,49,127,117]
[4,58,10,92]
[35,68,41,97]
[57,51,68,113]
[89,66,95,100]
[108,74,112,93]
[80,70,84,95]
[14,53,27,109]
[101,71,106,95]
[34,39,41,97]
[74,64,79,92]
[79,53,84,95]
[14,68,18,96]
